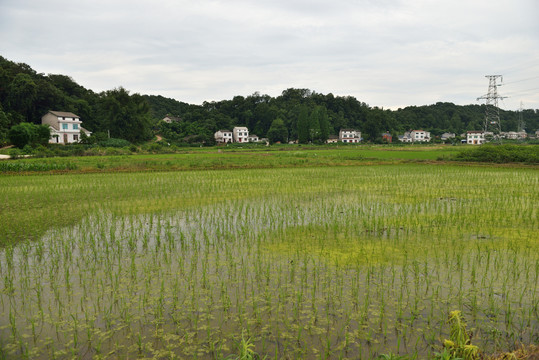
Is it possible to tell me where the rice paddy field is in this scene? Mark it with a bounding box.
[0,154,538,358]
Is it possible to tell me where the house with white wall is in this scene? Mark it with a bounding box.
[410,130,430,142]
[248,134,259,143]
[467,131,485,145]
[339,129,361,143]
[501,131,527,140]
[399,132,413,143]
[441,132,455,141]
[326,135,339,144]
[399,130,431,143]
[162,114,181,123]
[233,127,249,143]
[214,129,233,144]
[41,111,91,144]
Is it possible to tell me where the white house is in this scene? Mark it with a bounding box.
[248,134,259,143]
[410,130,430,142]
[41,111,91,144]
[233,127,249,143]
[441,132,456,141]
[162,114,181,123]
[399,132,413,143]
[400,130,430,143]
[501,131,527,140]
[467,131,485,145]
[326,135,339,144]
[339,129,361,143]
[214,129,233,144]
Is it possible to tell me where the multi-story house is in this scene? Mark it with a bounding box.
[339,129,361,143]
[410,130,430,142]
[399,130,430,143]
[467,131,485,145]
[214,129,233,144]
[233,127,249,143]
[399,132,413,143]
[41,111,91,144]
[381,131,392,143]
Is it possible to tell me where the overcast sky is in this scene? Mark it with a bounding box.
[1,0,538,110]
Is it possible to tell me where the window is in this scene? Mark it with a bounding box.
[73,124,79,130]
[62,124,69,130]
[73,135,79,141]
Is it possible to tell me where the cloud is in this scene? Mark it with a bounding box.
[1,0,538,110]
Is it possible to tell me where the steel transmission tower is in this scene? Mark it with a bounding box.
[477,75,507,143]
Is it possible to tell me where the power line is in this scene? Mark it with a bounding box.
[477,75,506,143]
[502,75,539,85]
[502,86,539,97]
[498,56,539,76]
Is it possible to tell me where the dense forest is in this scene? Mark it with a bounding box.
[1,55,538,146]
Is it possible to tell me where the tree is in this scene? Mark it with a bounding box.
[297,105,310,144]
[98,87,153,143]
[6,73,37,122]
[266,118,288,144]
[0,105,10,146]
[8,123,50,148]
[309,108,321,142]
[316,106,330,142]
[363,109,383,142]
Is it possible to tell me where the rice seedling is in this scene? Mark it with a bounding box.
[0,163,537,358]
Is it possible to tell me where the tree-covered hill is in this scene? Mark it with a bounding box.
[1,55,538,146]
[0,56,154,144]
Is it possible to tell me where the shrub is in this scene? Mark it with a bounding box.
[453,144,539,164]
[98,138,131,148]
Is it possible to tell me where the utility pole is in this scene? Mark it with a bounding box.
[477,75,507,143]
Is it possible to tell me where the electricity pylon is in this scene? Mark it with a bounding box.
[477,75,507,143]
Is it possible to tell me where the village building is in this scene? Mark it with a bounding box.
[399,130,431,143]
[162,114,182,123]
[501,131,527,140]
[410,130,430,142]
[41,111,91,144]
[381,132,392,143]
[247,134,259,143]
[214,129,233,144]
[441,132,456,141]
[326,135,339,144]
[339,129,361,143]
[467,131,486,145]
[233,127,249,143]
[399,132,413,143]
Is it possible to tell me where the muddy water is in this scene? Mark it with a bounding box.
[0,198,537,359]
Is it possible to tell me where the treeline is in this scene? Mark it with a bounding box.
[147,90,539,144]
[1,55,538,146]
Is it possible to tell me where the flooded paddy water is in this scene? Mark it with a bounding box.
[0,165,538,358]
